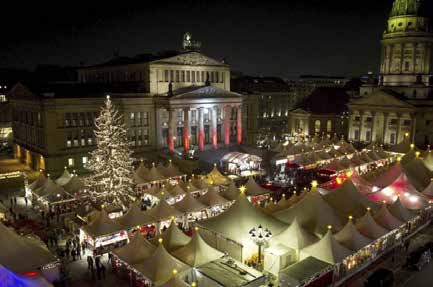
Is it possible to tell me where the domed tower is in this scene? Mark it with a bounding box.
[380,0,433,98]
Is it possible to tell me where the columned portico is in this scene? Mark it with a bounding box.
[237,106,242,145]
[224,105,231,146]
[183,107,190,152]
[168,108,176,153]
[198,107,205,150]
[211,106,218,149]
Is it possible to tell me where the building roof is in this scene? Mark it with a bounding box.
[389,0,432,18]
[296,87,350,114]
[169,85,242,100]
[231,76,290,94]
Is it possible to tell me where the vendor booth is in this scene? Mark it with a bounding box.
[80,210,129,255]
[221,152,263,177]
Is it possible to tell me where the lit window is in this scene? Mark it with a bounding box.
[68,158,74,167]
[66,140,71,148]
[82,156,88,165]
[81,138,86,146]
[327,120,332,132]
[315,120,321,133]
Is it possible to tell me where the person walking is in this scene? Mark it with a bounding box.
[24,197,28,206]
[71,249,76,261]
[101,264,106,279]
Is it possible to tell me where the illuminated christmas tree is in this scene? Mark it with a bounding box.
[86,95,134,206]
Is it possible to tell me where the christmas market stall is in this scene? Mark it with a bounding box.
[80,210,129,255]
[221,152,263,177]
[0,222,59,282]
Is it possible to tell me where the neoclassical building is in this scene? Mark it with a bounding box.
[9,37,243,176]
[348,0,433,147]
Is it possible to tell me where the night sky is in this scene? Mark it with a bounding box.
[1,0,395,78]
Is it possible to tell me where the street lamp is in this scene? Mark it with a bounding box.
[249,224,272,270]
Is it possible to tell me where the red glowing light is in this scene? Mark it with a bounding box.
[23,272,38,277]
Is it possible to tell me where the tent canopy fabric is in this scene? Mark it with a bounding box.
[166,161,184,178]
[334,220,372,251]
[167,184,186,197]
[28,173,47,191]
[174,193,207,213]
[0,223,57,274]
[324,179,379,220]
[199,193,287,247]
[271,218,318,250]
[0,265,53,287]
[300,230,352,264]
[388,137,416,154]
[148,165,166,182]
[150,221,191,252]
[33,178,67,198]
[62,175,85,194]
[147,200,183,222]
[116,203,155,229]
[423,151,433,172]
[374,205,404,230]
[219,182,240,201]
[160,276,191,287]
[422,180,433,198]
[245,177,270,196]
[221,152,262,165]
[350,172,374,195]
[81,210,125,238]
[132,244,189,286]
[403,158,433,191]
[273,190,342,236]
[371,162,403,188]
[355,212,389,239]
[172,231,224,267]
[55,169,72,186]
[389,198,416,222]
[205,166,229,185]
[198,189,228,207]
[112,233,156,265]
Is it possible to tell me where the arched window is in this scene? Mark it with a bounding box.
[314,120,321,133]
[327,120,332,132]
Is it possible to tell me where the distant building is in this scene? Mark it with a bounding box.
[9,34,243,176]
[231,76,292,144]
[348,0,433,147]
[288,87,351,139]
[0,84,12,146]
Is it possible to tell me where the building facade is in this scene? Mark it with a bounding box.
[231,76,293,144]
[348,0,433,147]
[10,44,243,176]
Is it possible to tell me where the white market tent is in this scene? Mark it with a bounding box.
[355,211,389,239]
[389,198,416,222]
[33,177,67,198]
[166,161,184,178]
[81,210,125,238]
[174,193,207,213]
[423,150,433,172]
[273,189,342,236]
[28,173,47,191]
[323,179,379,220]
[147,200,183,222]
[350,172,375,195]
[388,136,416,154]
[403,157,433,192]
[422,180,433,198]
[150,221,191,252]
[334,219,372,251]
[112,233,156,265]
[132,243,190,286]
[148,164,166,182]
[157,162,169,178]
[167,184,186,198]
[373,205,404,230]
[160,276,191,287]
[270,218,318,250]
[134,161,151,184]
[172,231,224,267]
[0,222,57,274]
[219,182,240,201]
[205,166,229,185]
[0,265,53,287]
[198,189,228,207]
[198,193,287,260]
[245,177,270,196]
[300,229,352,264]
[116,203,155,230]
[55,168,72,186]
[62,175,85,194]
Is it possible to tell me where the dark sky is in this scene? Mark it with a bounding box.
[1,0,395,78]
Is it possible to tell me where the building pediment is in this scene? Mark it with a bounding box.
[151,52,226,67]
[349,90,414,109]
[290,108,311,115]
[8,83,39,101]
[169,85,241,101]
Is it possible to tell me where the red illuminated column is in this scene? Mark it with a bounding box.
[183,107,190,152]
[237,106,242,145]
[224,105,230,146]
[168,108,176,153]
[198,108,204,150]
[212,106,218,149]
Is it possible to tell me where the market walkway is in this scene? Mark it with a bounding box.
[399,260,433,287]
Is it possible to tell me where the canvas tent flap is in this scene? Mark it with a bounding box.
[112,233,156,265]
[55,169,72,186]
[334,220,372,251]
[374,205,404,230]
[116,203,155,229]
[172,231,224,267]
[174,193,207,213]
[28,173,47,191]
[245,177,270,196]
[219,182,240,201]
[147,200,183,222]
[150,221,191,252]
[81,210,125,238]
[389,198,416,222]
[132,244,189,286]
[355,212,389,239]
[271,218,318,250]
[300,230,352,264]
[198,189,228,207]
